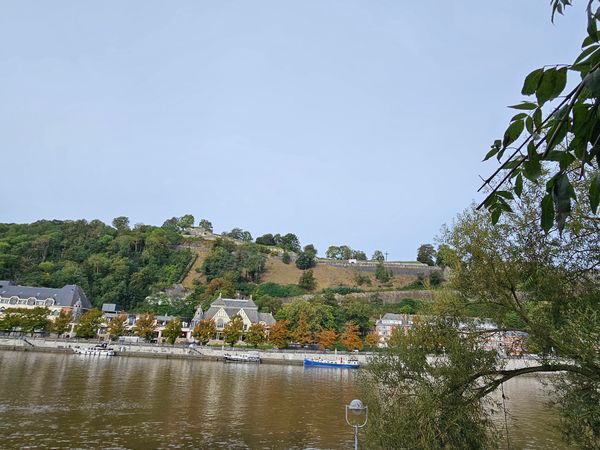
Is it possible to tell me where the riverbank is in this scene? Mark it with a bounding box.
[0,336,546,370]
[0,336,370,366]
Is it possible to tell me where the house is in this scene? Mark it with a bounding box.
[203,295,275,339]
[375,313,415,347]
[0,280,92,319]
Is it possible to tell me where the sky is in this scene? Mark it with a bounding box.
[0,1,585,260]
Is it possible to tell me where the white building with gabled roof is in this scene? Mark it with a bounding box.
[203,294,275,338]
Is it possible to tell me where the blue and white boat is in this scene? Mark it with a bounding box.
[303,357,360,369]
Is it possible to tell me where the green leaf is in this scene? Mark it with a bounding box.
[536,68,568,106]
[552,173,574,232]
[496,191,514,200]
[491,208,502,225]
[521,68,543,96]
[533,108,542,129]
[503,120,524,148]
[584,68,600,96]
[523,142,542,181]
[541,194,555,233]
[515,173,523,198]
[483,146,499,161]
[525,116,534,134]
[510,113,528,122]
[574,44,600,64]
[590,172,600,214]
[509,102,538,110]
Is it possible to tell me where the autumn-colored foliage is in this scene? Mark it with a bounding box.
[341,321,363,351]
[246,323,266,347]
[316,329,337,349]
[107,313,128,340]
[269,320,290,349]
[192,319,216,344]
[223,315,244,346]
[365,330,380,348]
[133,313,156,341]
[292,312,312,345]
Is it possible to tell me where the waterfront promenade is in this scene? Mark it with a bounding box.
[0,336,542,370]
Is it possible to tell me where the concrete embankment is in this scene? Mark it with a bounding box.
[0,337,370,366]
[0,337,550,371]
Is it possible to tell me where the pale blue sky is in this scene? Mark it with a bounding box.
[0,1,584,259]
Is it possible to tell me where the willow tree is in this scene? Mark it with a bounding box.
[362,175,600,448]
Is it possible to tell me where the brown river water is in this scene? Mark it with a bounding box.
[0,351,574,449]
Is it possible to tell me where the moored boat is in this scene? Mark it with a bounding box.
[224,351,261,363]
[73,343,116,357]
[303,357,359,369]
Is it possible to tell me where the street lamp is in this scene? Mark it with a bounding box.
[345,399,368,450]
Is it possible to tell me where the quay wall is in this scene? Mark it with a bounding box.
[0,337,545,370]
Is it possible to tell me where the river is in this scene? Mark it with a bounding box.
[0,351,574,449]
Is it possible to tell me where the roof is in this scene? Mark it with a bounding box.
[0,282,92,309]
[258,312,276,325]
[101,303,121,313]
[204,297,274,324]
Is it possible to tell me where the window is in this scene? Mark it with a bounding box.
[217,319,225,329]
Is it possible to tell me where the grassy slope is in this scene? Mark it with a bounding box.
[182,246,416,291]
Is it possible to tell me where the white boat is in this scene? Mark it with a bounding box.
[73,343,116,357]
[224,351,261,363]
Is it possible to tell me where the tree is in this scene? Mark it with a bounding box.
[281,251,291,264]
[51,310,72,336]
[198,219,213,232]
[339,245,353,260]
[133,313,156,341]
[268,320,290,349]
[363,176,600,448]
[107,314,128,341]
[275,233,301,253]
[178,214,195,229]
[20,307,50,335]
[246,323,266,347]
[298,269,317,291]
[342,300,372,335]
[303,244,317,257]
[375,261,392,283]
[292,313,312,345]
[341,321,363,351]
[371,250,385,262]
[417,244,436,266]
[192,319,216,345]
[224,228,252,242]
[162,317,182,345]
[256,233,276,246]
[435,244,458,268]
[477,1,600,236]
[112,216,130,232]
[316,329,337,349]
[75,309,104,339]
[0,309,23,333]
[275,300,335,332]
[353,250,367,261]
[365,330,380,349]
[326,246,342,259]
[222,315,244,346]
[295,251,315,270]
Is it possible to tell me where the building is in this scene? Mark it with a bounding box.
[0,280,92,318]
[375,313,415,347]
[203,295,275,339]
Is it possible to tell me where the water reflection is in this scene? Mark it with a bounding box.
[0,352,575,449]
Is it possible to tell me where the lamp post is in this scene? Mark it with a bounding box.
[345,399,368,450]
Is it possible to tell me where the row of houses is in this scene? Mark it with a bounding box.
[0,281,275,342]
[374,313,527,355]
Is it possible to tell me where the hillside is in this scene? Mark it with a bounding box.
[181,244,418,291]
